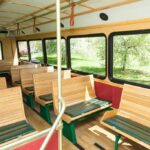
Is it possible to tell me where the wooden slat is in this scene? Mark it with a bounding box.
[10,64,40,84]
[0,59,18,72]
[0,87,26,127]
[33,70,71,106]
[20,66,54,89]
[52,75,98,122]
[101,84,150,149]
[119,84,150,127]
[0,77,7,90]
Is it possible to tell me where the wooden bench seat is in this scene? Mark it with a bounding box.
[0,120,35,144]
[0,77,7,90]
[33,70,71,123]
[39,93,53,101]
[0,59,17,72]
[0,87,36,146]
[52,75,112,144]
[20,66,54,109]
[101,84,150,150]
[65,98,111,117]
[10,64,40,86]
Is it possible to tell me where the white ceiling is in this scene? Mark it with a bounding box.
[0,0,150,36]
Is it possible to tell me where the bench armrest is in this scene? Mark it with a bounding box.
[101,109,118,123]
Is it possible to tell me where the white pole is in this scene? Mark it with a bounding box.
[56,0,63,150]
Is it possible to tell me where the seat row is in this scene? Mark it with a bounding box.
[0,64,112,146]
[1,63,149,149]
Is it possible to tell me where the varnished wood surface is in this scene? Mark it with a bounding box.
[25,104,146,150]
[24,104,78,150]
[33,70,71,106]
[10,64,40,84]
[101,84,150,149]
[0,77,7,90]
[52,75,96,113]
[0,87,26,127]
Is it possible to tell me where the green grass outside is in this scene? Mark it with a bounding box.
[34,53,150,86]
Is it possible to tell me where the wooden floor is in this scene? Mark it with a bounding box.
[25,104,78,150]
[25,105,148,150]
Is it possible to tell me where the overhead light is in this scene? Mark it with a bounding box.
[99,13,108,21]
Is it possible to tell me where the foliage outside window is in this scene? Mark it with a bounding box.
[46,39,67,67]
[29,40,43,63]
[113,33,150,86]
[0,42,3,60]
[70,36,106,76]
[18,41,29,60]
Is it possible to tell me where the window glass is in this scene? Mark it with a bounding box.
[0,42,3,60]
[29,40,43,63]
[70,36,106,76]
[113,33,150,86]
[18,41,29,60]
[46,39,67,67]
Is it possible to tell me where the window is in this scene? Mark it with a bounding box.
[45,38,67,67]
[70,35,106,77]
[0,41,3,60]
[29,40,43,63]
[109,30,150,87]
[18,41,29,60]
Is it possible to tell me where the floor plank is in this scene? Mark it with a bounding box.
[24,104,78,150]
[25,105,148,150]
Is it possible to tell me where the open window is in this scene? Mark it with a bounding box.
[45,38,67,68]
[109,30,150,88]
[17,41,29,61]
[69,34,106,78]
[29,40,44,63]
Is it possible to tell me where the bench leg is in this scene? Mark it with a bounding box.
[115,134,121,150]
[26,94,34,109]
[40,104,52,124]
[63,121,77,144]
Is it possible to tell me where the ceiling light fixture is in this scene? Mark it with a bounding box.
[99,13,109,21]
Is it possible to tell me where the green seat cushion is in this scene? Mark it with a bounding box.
[25,86,34,91]
[0,120,35,144]
[39,93,53,101]
[104,115,150,144]
[15,81,21,84]
[65,98,111,117]
[88,98,111,107]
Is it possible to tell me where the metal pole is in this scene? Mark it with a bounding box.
[56,0,63,150]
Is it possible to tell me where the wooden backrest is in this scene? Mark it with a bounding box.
[52,75,96,113]
[0,87,26,127]
[20,66,54,88]
[33,70,71,100]
[11,64,40,83]
[0,77,7,90]
[119,84,150,128]
[0,59,18,71]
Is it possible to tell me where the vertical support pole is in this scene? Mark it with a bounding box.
[56,0,63,150]
[115,134,121,150]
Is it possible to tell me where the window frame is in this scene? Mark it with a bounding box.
[108,29,150,88]
[17,40,30,61]
[0,41,4,60]
[28,39,44,64]
[44,37,67,69]
[67,33,107,79]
